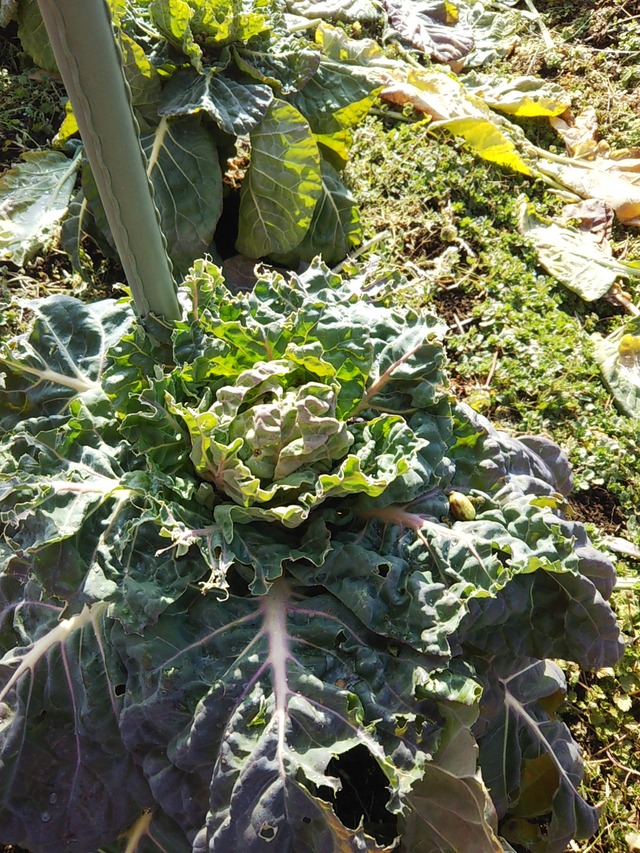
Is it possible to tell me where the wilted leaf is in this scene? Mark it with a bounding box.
[539,158,640,224]
[557,199,614,252]
[284,0,381,22]
[593,318,640,417]
[549,107,602,158]
[517,198,640,301]
[381,68,481,121]
[461,73,570,118]
[607,536,640,559]
[0,151,80,266]
[439,116,532,175]
[236,99,322,257]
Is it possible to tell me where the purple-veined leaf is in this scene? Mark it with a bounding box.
[477,659,599,853]
[115,578,449,851]
[382,0,474,64]
[0,599,149,851]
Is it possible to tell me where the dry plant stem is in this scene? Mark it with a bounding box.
[331,229,392,272]
[522,0,555,50]
[604,290,640,315]
[484,350,499,388]
[604,750,640,779]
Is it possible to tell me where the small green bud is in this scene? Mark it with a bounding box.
[449,491,476,521]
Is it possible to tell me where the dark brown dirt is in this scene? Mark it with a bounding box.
[567,486,627,536]
[432,285,481,328]
[537,0,633,49]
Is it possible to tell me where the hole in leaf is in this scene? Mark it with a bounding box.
[258,822,277,841]
[492,547,511,569]
[114,684,126,697]
[377,564,389,578]
[334,630,347,649]
[326,745,396,845]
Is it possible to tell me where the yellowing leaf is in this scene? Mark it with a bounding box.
[381,69,481,121]
[502,816,542,846]
[53,101,79,147]
[462,73,570,118]
[333,89,381,129]
[444,1,458,24]
[315,130,353,166]
[511,754,559,817]
[619,333,640,367]
[442,116,532,174]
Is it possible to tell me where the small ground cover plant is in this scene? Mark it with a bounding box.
[0,261,624,851]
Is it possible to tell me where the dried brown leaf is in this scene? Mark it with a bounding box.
[549,107,606,158]
[558,199,614,253]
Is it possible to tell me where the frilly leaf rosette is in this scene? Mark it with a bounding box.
[0,260,623,852]
[166,358,426,529]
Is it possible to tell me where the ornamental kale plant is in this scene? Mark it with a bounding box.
[0,261,623,852]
